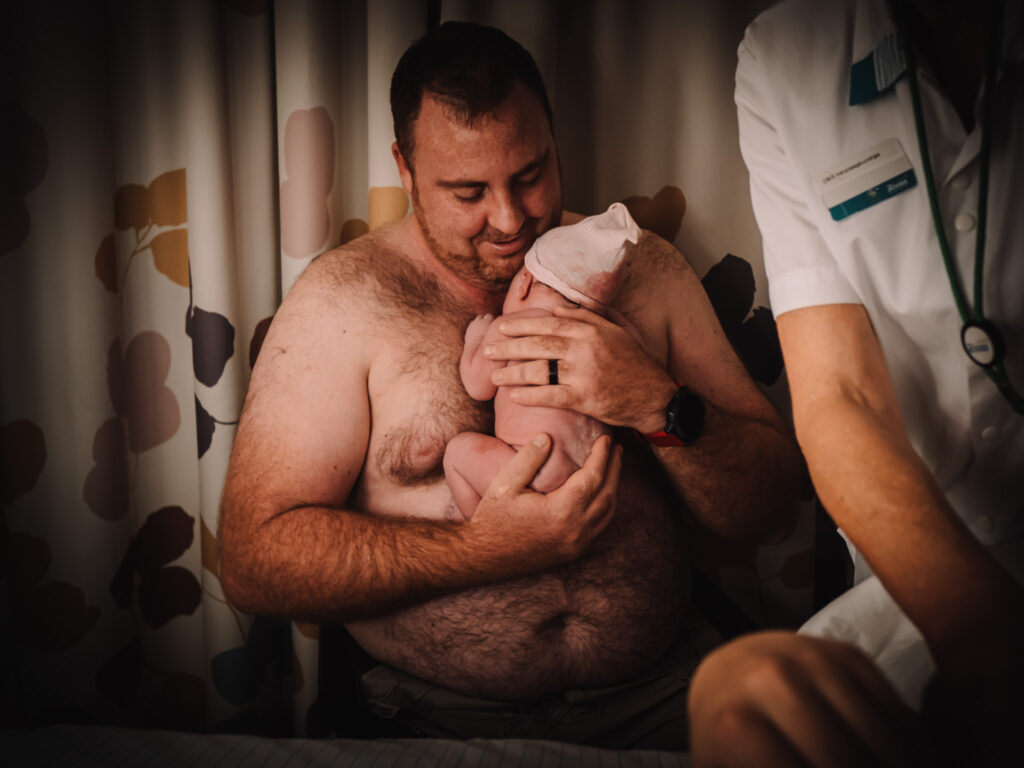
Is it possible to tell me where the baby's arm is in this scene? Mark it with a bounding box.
[460,314,505,401]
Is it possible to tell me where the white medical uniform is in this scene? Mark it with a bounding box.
[736,0,1024,706]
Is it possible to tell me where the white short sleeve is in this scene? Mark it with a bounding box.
[735,38,863,317]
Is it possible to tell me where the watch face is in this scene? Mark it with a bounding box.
[668,386,705,445]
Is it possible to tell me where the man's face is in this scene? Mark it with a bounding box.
[395,83,562,292]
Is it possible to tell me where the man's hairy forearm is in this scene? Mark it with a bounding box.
[797,393,1024,664]
[655,404,800,541]
[219,504,478,623]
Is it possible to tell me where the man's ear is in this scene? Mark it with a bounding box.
[392,142,414,195]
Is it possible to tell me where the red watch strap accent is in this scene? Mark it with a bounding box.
[643,430,686,447]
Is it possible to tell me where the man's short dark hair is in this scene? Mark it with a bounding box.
[390,21,554,169]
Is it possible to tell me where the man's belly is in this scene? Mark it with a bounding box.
[345,464,691,701]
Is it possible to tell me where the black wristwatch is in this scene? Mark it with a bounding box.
[645,385,705,447]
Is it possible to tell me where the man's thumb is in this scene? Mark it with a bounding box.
[488,433,550,496]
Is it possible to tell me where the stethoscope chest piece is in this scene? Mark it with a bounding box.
[961,320,1005,368]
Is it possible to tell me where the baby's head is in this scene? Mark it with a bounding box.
[521,202,640,311]
[502,266,576,313]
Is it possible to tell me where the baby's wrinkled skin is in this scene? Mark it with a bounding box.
[443,266,614,521]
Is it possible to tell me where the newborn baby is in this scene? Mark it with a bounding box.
[443,203,640,521]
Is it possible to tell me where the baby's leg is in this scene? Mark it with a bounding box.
[443,432,517,521]
[529,447,579,495]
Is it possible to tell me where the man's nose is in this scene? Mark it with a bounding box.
[488,189,526,236]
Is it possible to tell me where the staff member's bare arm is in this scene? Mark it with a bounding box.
[489,232,801,541]
[218,258,622,624]
[778,303,1024,762]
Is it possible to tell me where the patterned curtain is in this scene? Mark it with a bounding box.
[2,0,809,737]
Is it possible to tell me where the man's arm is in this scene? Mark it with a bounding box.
[488,232,801,541]
[218,256,622,624]
[778,303,1024,764]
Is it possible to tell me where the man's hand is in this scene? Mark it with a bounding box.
[468,432,623,567]
[688,632,928,768]
[486,305,676,432]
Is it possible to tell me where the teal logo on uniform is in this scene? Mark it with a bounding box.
[828,169,917,221]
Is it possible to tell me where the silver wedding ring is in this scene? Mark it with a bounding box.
[549,359,559,386]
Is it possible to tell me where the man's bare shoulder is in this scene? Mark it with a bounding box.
[618,230,697,310]
[251,228,414,384]
[294,227,400,305]
[631,230,695,279]
[296,222,450,322]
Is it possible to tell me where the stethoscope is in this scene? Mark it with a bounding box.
[899,0,1024,413]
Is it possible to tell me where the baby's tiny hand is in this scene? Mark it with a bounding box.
[465,314,495,343]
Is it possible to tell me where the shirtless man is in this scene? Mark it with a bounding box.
[219,21,800,746]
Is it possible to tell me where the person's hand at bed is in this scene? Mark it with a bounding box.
[687,631,929,768]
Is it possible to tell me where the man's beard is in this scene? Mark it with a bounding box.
[412,188,540,292]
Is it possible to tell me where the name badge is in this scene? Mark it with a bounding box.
[817,139,917,222]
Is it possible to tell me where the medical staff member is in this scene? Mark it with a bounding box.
[732,0,1023,763]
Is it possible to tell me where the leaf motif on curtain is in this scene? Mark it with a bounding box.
[200,515,220,577]
[281,107,335,259]
[779,548,815,589]
[150,230,190,287]
[621,186,687,243]
[701,253,783,386]
[195,397,216,459]
[109,506,202,628]
[0,105,48,256]
[341,219,370,244]
[83,417,130,520]
[3,422,100,652]
[7,532,101,652]
[96,637,207,729]
[106,334,181,452]
[95,234,118,292]
[95,169,190,293]
[185,306,238,458]
[185,306,236,387]
[211,616,289,706]
[368,187,409,231]
[1,418,47,504]
[248,315,273,369]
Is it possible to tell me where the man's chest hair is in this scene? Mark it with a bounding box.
[362,257,493,486]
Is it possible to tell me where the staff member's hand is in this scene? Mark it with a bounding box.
[486,305,676,432]
[688,631,929,768]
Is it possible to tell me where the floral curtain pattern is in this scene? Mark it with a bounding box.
[2,0,808,737]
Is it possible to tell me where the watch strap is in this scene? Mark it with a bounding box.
[644,430,686,447]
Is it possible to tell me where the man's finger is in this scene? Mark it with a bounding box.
[509,384,574,409]
[551,304,611,326]
[582,443,622,535]
[497,314,586,339]
[558,434,613,502]
[484,335,568,361]
[491,359,556,387]
[484,433,551,497]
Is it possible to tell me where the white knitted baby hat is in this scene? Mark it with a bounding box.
[524,202,640,309]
